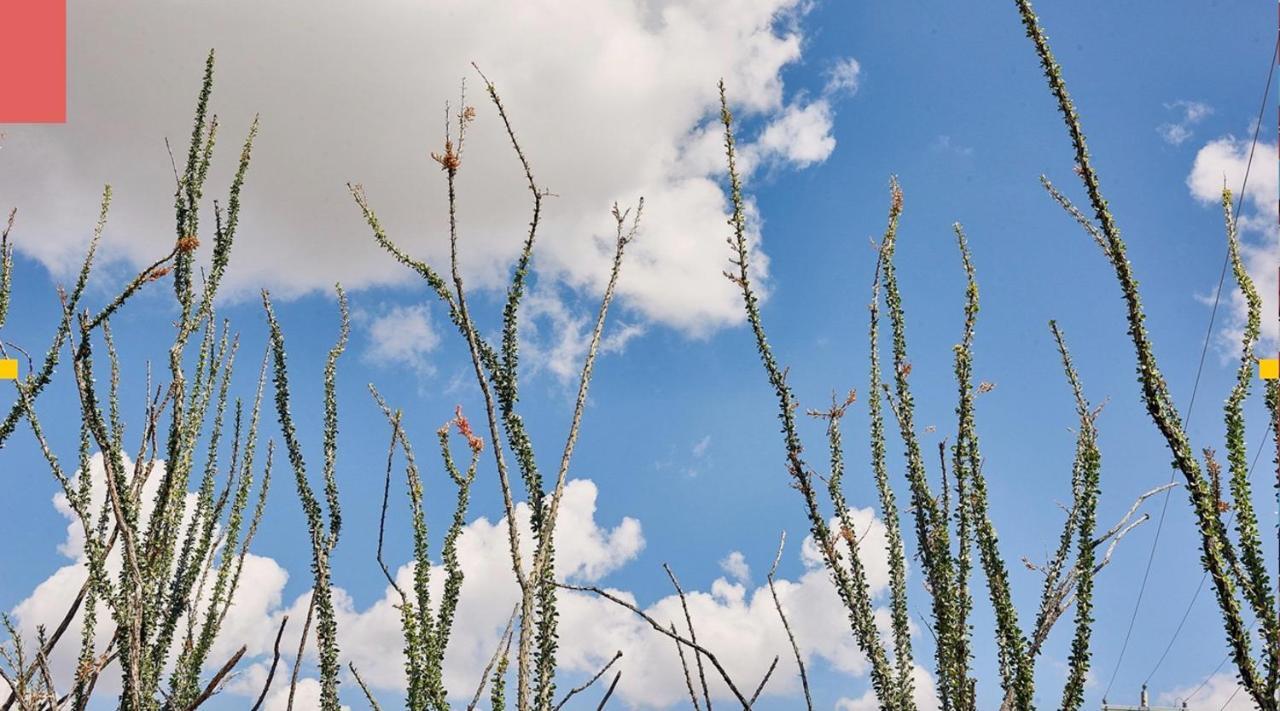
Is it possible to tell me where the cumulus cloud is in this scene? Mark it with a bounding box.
[545,507,894,706]
[1158,100,1213,146]
[520,284,646,381]
[6,453,281,699]
[0,0,850,336]
[223,673,350,711]
[836,663,941,711]
[719,550,750,585]
[825,57,863,97]
[1159,123,1194,146]
[360,302,441,375]
[1186,134,1279,350]
[746,99,838,171]
[1157,672,1254,710]
[9,451,906,708]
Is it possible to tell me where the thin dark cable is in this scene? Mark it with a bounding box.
[1188,648,1234,703]
[1101,35,1279,702]
[1183,620,1262,706]
[1217,684,1242,711]
[1144,439,1269,685]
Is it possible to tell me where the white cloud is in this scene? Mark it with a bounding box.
[746,99,837,171]
[262,677,350,711]
[9,452,907,709]
[323,482,644,696]
[7,453,276,699]
[520,284,646,382]
[692,434,712,458]
[1178,101,1214,124]
[1186,135,1279,350]
[0,0,845,336]
[1158,672,1255,710]
[835,663,941,711]
[719,550,750,585]
[824,57,862,97]
[1159,100,1213,145]
[361,302,441,375]
[1158,123,1193,146]
[931,135,974,157]
[548,522,893,708]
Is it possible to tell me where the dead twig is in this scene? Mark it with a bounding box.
[767,533,812,710]
[558,583,753,708]
[250,616,289,711]
[553,650,622,711]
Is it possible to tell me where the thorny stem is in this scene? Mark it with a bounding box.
[532,200,641,709]
[719,79,898,708]
[948,224,1033,709]
[558,583,755,707]
[767,533,812,711]
[1017,2,1276,706]
[867,244,918,710]
[663,564,711,710]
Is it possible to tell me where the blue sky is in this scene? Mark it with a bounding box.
[0,1,1276,709]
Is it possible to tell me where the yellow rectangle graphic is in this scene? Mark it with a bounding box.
[1260,359,1279,380]
[0,359,17,380]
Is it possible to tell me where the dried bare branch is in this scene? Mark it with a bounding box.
[554,650,622,711]
[467,608,517,711]
[349,662,383,711]
[559,583,753,707]
[594,671,621,711]
[663,563,710,710]
[250,616,289,711]
[181,645,246,711]
[748,655,780,706]
[767,533,812,711]
[671,622,702,711]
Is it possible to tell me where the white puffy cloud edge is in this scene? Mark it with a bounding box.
[1186,133,1279,352]
[0,0,857,346]
[1157,673,1255,711]
[4,454,940,709]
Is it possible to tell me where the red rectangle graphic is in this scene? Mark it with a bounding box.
[0,0,67,123]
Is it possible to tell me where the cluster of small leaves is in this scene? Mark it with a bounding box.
[262,285,348,711]
[1,51,274,711]
[367,389,482,711]
[1050,322,1102,711]
[1018,1,1280,707]
[0,209,13,332]
[352,72,640,711]
[0,616,58,709]
[864,235,916,708]
[721,68,1120,710]
[719,80,905,708]
[0,191,103,450]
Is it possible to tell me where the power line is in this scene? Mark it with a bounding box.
[1143,438,1269,686]
[1181,621,1262,707]
[1217,684,1242,711]
[1100,34,1279,702]
[1187,646,1233,703]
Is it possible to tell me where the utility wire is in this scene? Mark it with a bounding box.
[1143,438,1269,686]
[1217,684,1242,711]
[1100,34,1279,702]
[1187,644,1235,704]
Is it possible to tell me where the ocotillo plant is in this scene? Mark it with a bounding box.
[350,72,642,711]
[1016,1,1280,708]
[0,51,274,711]
[261,285,348,711]
[3,9,1245,710]
[362,388,483,711]
[719,73,1168,711]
